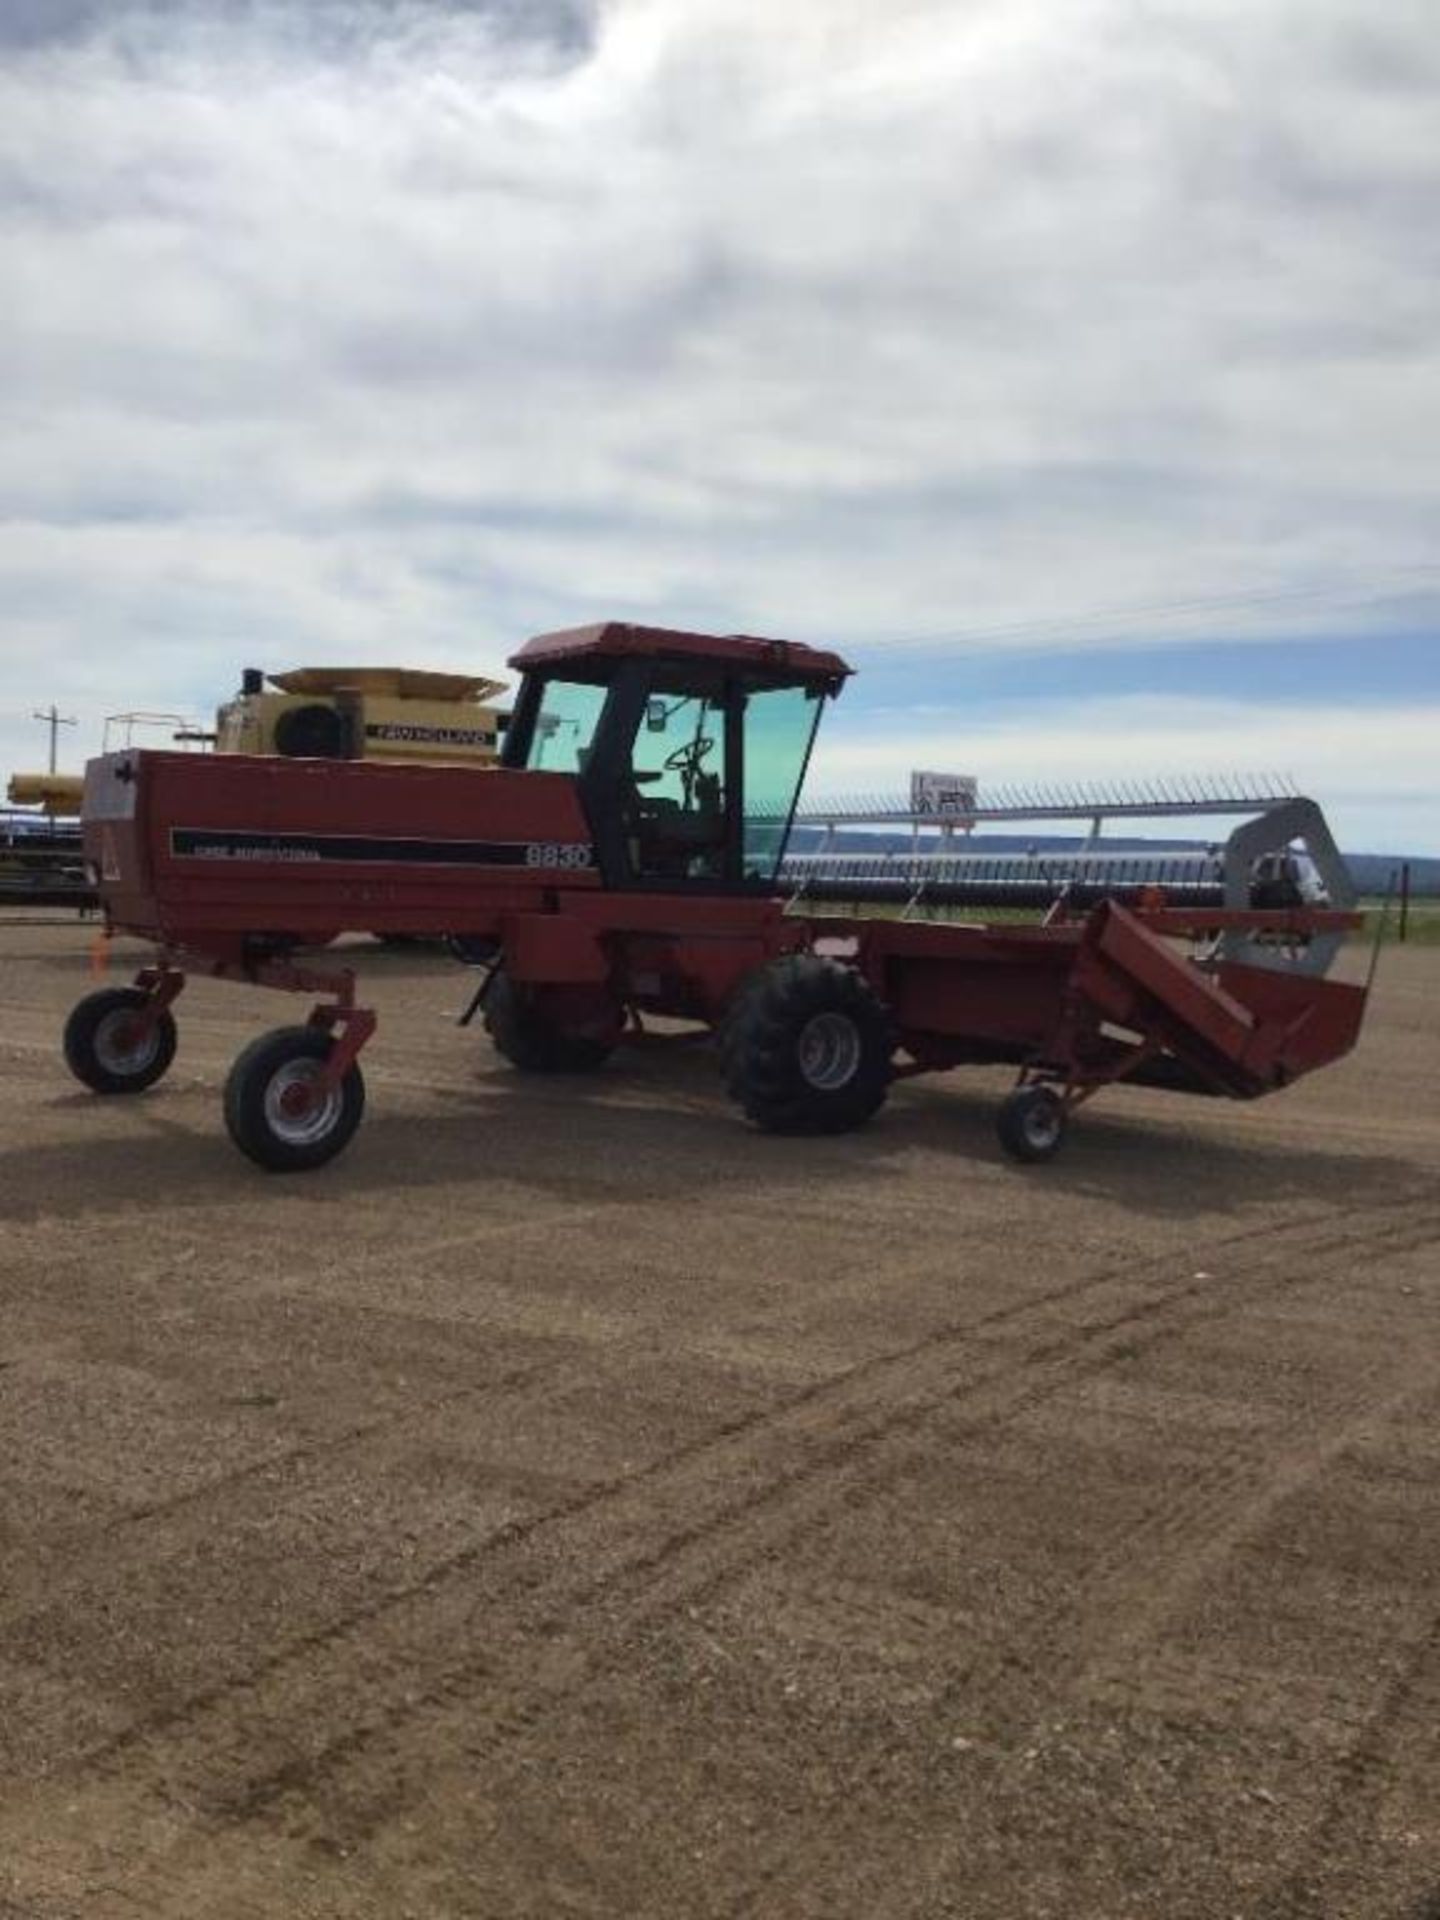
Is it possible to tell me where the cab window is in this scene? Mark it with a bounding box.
[742,683,825,879]
[529,680,608,775]
[624,692,728,881]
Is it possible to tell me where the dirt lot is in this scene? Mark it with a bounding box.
[1,918,1437,1920]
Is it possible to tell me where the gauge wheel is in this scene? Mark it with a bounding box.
[63,987,177,1095]
[995,1084,1068,1163]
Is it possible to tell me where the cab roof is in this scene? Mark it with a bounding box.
[508,621,851,686]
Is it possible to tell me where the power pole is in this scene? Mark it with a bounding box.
[33,704,77,775]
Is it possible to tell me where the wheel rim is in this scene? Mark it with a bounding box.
[796,1011,862,1091]
[94,1008,161,1077]
[263,1058,342,1147]
[1022,1096,1063,1150]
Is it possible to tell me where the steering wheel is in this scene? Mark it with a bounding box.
[662,735,714,773]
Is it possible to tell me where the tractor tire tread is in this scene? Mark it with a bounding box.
[483,970,615,1074]
[722,955,891,1135]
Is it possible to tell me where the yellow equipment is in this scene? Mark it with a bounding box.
[7,667,509,822]
[7,771,84,814]
[215,666,508,767]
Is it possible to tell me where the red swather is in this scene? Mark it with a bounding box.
[66,620,1368,1170]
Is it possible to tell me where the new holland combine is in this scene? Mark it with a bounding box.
[64,621,1369,1171]
[9,665,508,816]
[213,664,507,765]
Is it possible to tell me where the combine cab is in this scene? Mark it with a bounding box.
[65,621,1369,1171]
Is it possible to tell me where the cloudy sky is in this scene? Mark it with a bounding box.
[2,0,1437,850]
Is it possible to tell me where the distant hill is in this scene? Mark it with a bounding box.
[1341,853,1440,895]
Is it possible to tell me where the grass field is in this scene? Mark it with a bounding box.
[1366,895,1440,945]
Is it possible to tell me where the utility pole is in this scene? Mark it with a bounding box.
[33,704,77,775]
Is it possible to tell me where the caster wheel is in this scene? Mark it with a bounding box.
[223,1027,365,1172]
[63,988,177,1095]
[996,1085,1067,1163]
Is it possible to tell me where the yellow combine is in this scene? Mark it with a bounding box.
[6,771,84,813]
[7,665,510,819]
[215,666,508,766]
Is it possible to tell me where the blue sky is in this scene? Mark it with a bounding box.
[812,627,1440,853]
[849,628,1439,715]
[1,0,1437,852]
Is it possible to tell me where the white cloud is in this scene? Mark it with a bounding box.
[1,0,1437,845]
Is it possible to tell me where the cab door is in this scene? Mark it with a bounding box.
[621,688,733,883]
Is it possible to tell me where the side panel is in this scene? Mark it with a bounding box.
[567,892,799,1020]
[502,912,609,985]
[82,753,160,937]
[849,920,1078,1052]
[90,751,599,941]
[1214,961,1368,1083]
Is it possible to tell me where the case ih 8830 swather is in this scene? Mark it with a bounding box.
[66,621,1369,1172]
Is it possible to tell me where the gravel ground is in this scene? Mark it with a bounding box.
[1,918,1437,1920]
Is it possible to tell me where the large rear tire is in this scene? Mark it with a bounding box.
[63,988,177,1095]
[223,1026,365,1173]
[721,956,891,1134]
[483,970,618,1073]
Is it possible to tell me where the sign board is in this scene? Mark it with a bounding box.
[909,770,978,819]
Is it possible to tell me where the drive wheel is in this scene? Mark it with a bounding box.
[63,988,177,1095]
[223,1027,365,1172]
[996,1085,1067,1163]
[483,970,618,1073]
[722,956,891,1134]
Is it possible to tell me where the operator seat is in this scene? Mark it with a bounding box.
[627,768,726,880]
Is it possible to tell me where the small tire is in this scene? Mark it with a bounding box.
[722,955,891,1135]
[63,988,177,1095]
[223,1026,365,1173]
[996,1085,1067,1164]
[483,970,617,1073]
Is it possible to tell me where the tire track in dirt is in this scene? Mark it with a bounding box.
[1078,1345,1440,1726]
[412,1201,1428,1920]
[0,1200,625,1629]
[0,1183,818,1635]
[7,1190,1433,1910]
[778,1383,1440,1920]
[79,1206,1440,1701]
[1257,1585,1440,1918]
[702,1208,1440,1917]
[0,1367,546,1609]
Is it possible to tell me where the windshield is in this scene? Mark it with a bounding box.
[743,684,825,879]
